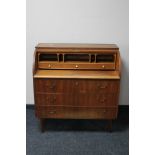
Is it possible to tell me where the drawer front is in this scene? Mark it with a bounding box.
[38,62,115,70]
[35,93,118,107]
[35,79,78,93]
[35,93,76,106]
[34,79,119,93]
[78,80,119,93]
[35,106,118,119]
[78,93,118,107]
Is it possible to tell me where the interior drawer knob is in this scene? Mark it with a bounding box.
[75,65,79,68]
[102,65,105,68]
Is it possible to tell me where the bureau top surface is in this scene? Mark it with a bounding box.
[34,70,120,79]
[36,43,119,50]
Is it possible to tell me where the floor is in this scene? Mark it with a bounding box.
[26,106,129,155]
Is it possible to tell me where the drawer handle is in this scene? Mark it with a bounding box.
[98,83,108,89]
[45,82,56,88]
[46,96,56,103]
[50,84,56,89]
[50,111,56,114]
[51,97,56,103]
[80,90,86,93]
[75,65,79,68]
[99,86,107,89]
[100,99,106,103]
[103,110,106,113]
[45,83,50,86]
[46,96,50,100]
[97,83,108,89]
[75,82,79,86]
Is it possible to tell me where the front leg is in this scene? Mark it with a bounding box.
[40,118,45,132]
[105,119,113,132]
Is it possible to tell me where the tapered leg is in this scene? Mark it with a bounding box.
[108,120,112,132]
[40,118,45,132]
[105,120,113,132]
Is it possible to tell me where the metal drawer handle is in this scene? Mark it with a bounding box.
[45,82,56,88]
[50,111,56,114]
[100,98,106,103]
[75,82,79,86]
[46,96,56,103]
[99,85,107,89]
[97,83,108,89]
[45,83,50,86]
[103,110,106,113]
[46,96,50,100]
[50,84,56,89]
[51,97,56,103]
[80,90,86,93]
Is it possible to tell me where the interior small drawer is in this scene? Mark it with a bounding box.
[38,62,115,70]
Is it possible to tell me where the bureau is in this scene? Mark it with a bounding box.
[33,43,121,132]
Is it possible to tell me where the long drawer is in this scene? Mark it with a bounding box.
[34,79,119,93]
[35,106,118,119]
[38,62,115,70]
[35,93,119,107]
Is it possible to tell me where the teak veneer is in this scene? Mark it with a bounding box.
[33,43,121,132]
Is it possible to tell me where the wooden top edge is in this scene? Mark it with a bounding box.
[33,70,120,79]
[34,76,120,79]
[35,43,119,50]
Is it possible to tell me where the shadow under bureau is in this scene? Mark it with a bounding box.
[33,43,121,132]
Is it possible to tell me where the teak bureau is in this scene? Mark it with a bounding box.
[33,43,121,132]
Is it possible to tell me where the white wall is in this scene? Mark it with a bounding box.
[26,0,129,105]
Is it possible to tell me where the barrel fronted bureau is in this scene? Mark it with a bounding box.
[33,43,121,132]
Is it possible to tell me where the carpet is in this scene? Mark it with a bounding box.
[26,107,129,155]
